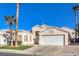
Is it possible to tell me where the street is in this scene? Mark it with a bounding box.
[0,52,31,56]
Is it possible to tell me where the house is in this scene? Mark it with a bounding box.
[0,29,34,46]
[32,24,74,45]
[0,25,75,46]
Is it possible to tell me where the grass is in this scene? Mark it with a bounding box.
[0,45,33,50]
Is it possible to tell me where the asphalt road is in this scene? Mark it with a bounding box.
[0,52,31,56]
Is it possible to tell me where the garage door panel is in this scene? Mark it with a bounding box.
[39,35,64,45]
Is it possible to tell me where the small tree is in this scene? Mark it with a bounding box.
[4,16,16,46]
[3,32,10,45]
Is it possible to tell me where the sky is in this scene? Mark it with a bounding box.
[0,3,79,31]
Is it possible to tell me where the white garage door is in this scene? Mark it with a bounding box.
[39,35,64,45]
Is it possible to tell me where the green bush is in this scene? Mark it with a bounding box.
[17,41,22,45]
[9,41,22,46]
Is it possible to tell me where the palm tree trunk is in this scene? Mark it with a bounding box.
[10,22,13,46]
[15,3,19,47]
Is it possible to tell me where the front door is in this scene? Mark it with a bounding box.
[35,31,39,44]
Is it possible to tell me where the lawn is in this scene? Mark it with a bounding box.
[0,45,33,50]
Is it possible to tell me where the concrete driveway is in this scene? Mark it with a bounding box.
[24,45,79,56]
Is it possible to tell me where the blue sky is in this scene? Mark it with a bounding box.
[0,3,78,30]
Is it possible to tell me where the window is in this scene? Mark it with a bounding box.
[24,35,28,42]
[4,39,6,43]
[29,35,32,42]
[72,32,75,35]
[18,35,22,41]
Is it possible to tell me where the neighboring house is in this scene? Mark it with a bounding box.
[61,27,75,39]
[61,27,75,43]
[0,29,8,45]
[32,24,73,45]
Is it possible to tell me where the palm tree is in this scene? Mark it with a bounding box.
[76,23,79,38]
[72,5,79,43]
[15,3,19,47]
[4,16,16,46]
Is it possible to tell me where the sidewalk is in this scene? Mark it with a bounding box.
[0,49,25,54]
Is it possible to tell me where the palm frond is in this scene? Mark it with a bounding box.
[4,16,9,24]
[73,6,79,11]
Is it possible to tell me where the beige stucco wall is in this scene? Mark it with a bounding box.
[13,32,34,45]
[32,26,48,39]
[22,34,34,45]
